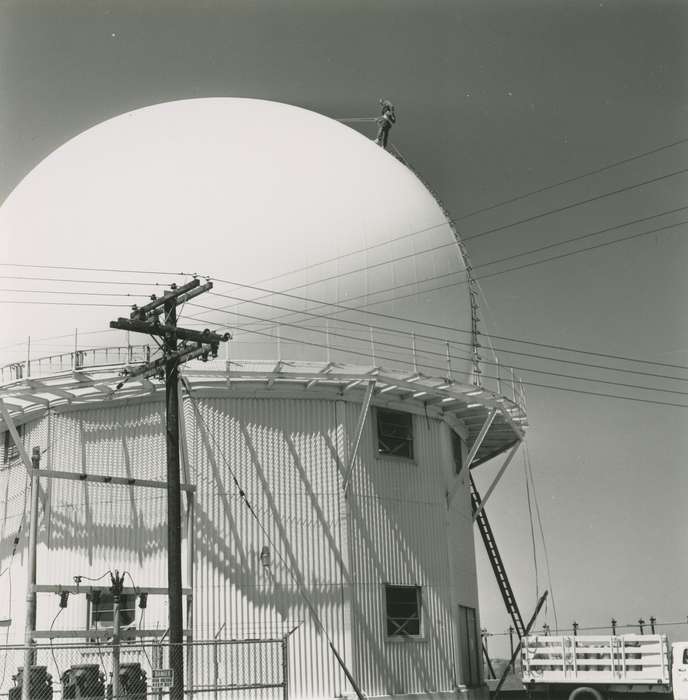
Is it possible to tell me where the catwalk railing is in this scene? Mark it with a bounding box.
[0,338,527,414]
[0,638,288,700]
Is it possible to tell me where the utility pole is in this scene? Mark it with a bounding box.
[111,571,125,700]
[22,447,41,700]
[110,278,228,700]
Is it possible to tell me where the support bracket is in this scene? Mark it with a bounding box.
[0,399,34,476]
[342,380,375,495]
[472,440,521,522]
[447,408,496,507]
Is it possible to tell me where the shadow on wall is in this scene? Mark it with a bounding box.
[1,397,459,697]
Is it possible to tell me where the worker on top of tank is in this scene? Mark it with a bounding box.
[375,99,396,149]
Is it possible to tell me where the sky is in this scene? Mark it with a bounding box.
[1,0,687,658]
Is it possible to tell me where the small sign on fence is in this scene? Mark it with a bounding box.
[151,668,174,690]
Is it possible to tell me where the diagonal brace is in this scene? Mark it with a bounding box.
[447,408,496,506]
[0,400,37,477]
[342,380,376,495]
[472,440,521,522]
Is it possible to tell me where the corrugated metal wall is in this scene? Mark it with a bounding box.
[0,390,480,699]
[345,400,477,696]
[185,395,350,699]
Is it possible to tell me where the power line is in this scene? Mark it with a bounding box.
[194,297,688,391]
[187,304,688,408]
[220,162,688,294]
[196,216,688,370]
[459,166,688,245]
[1,213,685,371]
[524,444,558,631]
[0,263,196,276]
[191,300,688,383]
[198,288,688,381]
[203,205,688,323]
[469,206,688,273]
[451,136,688,223]
[0,275,170,286]
[8,207,681,349]
[0,328,119,352]
[0,288,148,297]
[3,159,685,303]
[0,300,130,307]
[235,216,686,329]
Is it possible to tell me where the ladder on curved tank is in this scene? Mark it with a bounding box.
[470,474,526,639]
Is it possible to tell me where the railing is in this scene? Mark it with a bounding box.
[0,638,289,700]
[0,336,527,417]
[0,347,153,385]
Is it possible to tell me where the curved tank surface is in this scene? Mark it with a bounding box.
[0,98,475,380]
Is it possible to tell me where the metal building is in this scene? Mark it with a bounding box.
[0,99,527,700]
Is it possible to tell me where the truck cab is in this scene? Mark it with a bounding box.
[673,642,688,700]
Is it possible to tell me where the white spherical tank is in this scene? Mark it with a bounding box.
[0,98,474,380]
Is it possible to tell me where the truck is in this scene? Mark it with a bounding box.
[521,634,688,700]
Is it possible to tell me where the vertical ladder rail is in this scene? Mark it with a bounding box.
[470,474,526,639]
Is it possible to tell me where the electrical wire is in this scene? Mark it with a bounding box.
[2,218,686,377]
[524,444,559,632]
[185,162,688,300]
[200,224,688,369]
[122,571,153,667]
[0,301,130,307]
[188,298,688,393]
[0,289,149,297]
[197,288,688,384]
[199,205,688,320]
[0,263,193,276]
[49,607,64,681]
[77,571,114,583]
[449,135,688,223]
[2,208,686,370]
[188,311,688,408]
[0,328,120,353]
[199,301,688,395]
[524,454,539,605]
[2,162,687,301]
[200,217,688,353]
[0,275,174,286]
[458,165,688,245]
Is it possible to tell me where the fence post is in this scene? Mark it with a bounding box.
[282,635,289,700]
[213,624,225,700]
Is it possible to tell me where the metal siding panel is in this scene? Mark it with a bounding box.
[0,390,481,699]
[188,396,348,699]
[347,402,471,695]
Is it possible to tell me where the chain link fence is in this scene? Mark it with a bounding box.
[0,639,287,700]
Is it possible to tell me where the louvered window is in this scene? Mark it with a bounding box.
[376,408,413,459]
